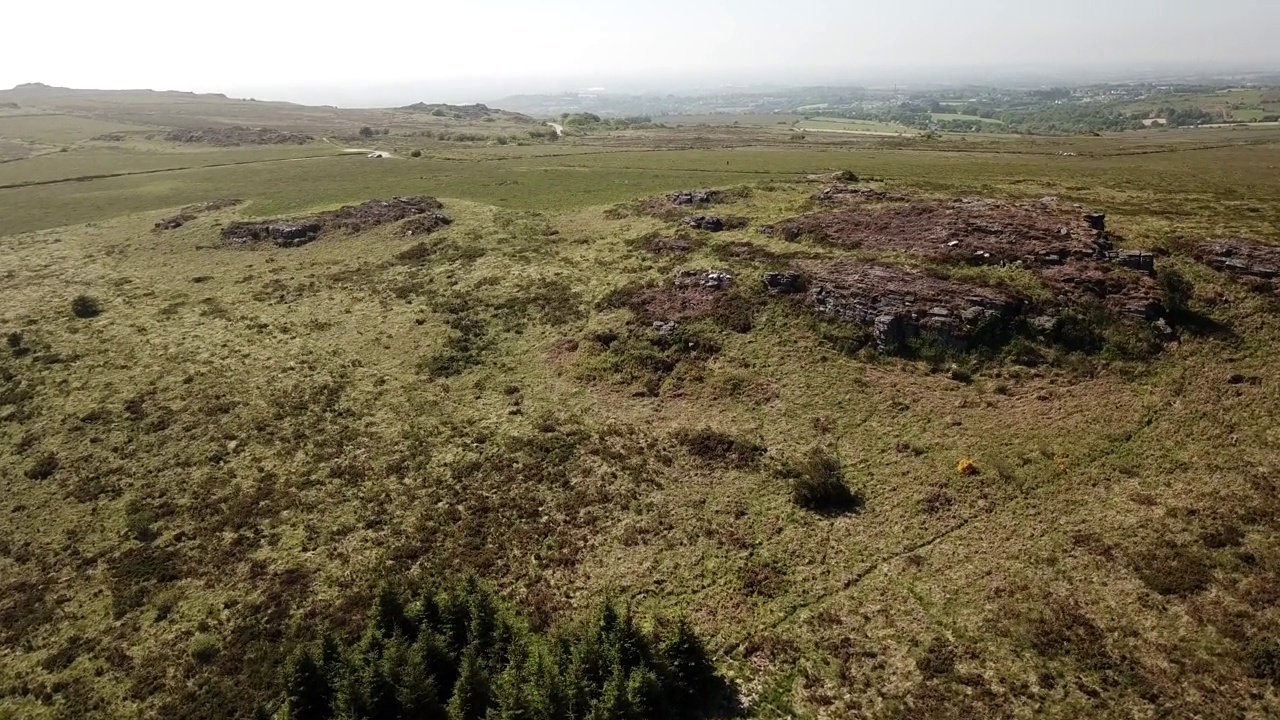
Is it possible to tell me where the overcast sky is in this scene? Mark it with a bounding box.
[5,0,1279,103]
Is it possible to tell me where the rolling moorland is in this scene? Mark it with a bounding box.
[3,83,1280,719]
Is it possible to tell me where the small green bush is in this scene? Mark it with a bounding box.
[1247,641,1280,685]
[780,449,863,514]
[1157,268,1194,319]
[6,330,28,357]
[25,452,59,480]
[409,149,422,158]
[189,633,220,664]
[71,294,102,319]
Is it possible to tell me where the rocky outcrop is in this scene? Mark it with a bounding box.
[222,221,324,248]
[684,216,727,232]
[1194,241,1280,292]
[667,190,722,206]
[801,261,1022,352]
[218,197,447,248]
[762,272,805,294]
[778,196,1114,266]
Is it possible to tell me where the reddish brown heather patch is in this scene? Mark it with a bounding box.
[625,270,735,323]
[779,195,1109,266]
[1194,240,1280,295]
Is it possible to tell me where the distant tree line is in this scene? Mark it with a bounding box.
[558,113,666,131]
[1151,106,1220,127]
[828,100,1147,136]
[280,579,730,720]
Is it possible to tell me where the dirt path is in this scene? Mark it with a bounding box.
[547,122,564,138]
[322,137,396,158]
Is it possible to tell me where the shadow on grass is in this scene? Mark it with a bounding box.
[1176,310,1238,342]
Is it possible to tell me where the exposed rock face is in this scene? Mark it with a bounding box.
[218,197,447,248]
[323,197,445,233]
[667,190,722,206]
[1194,241,1280,294]
[762,272,805,294]
[1116,250,1155,273]
[222,222,323,248]
[684,216,726,232]
[800,261,1022,352]
[773,193,1167,326]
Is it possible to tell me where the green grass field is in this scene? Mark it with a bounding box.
[4,88,1280,720]
[0,114,160,145]
[795,117,917,135]
[931,112,1004,125]
[664,114,804,127]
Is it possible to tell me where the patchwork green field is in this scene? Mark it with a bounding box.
[4,87,1280,720]
[794,118,917,136]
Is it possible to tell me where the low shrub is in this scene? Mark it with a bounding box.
[1247,640,1280,685]
[25,452,59,480]
[190,634,221,665]
[71,294,102,318]
[779,449,863,514]
[6,330,28,357]
[1157,268,1194,319]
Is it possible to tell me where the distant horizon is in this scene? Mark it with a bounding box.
[7,59,1280,110]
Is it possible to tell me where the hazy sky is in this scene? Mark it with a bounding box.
[5,0,1279,103]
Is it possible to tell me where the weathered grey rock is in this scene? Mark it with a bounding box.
[268,223,323,247]
[667,190,720,206]
[676,269,733,289]
[1117,250,1155,273]
[762,272,805,294]
[1084,212,1106,233]
[804,262,1021,353]
[684,216,726,232]
[1029,316,1058,334]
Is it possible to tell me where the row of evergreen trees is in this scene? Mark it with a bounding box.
[281,579,728,719]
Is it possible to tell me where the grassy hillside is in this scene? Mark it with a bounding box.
[3,89,1280,719]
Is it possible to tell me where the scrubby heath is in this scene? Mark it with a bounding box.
[4,90,1280,720]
